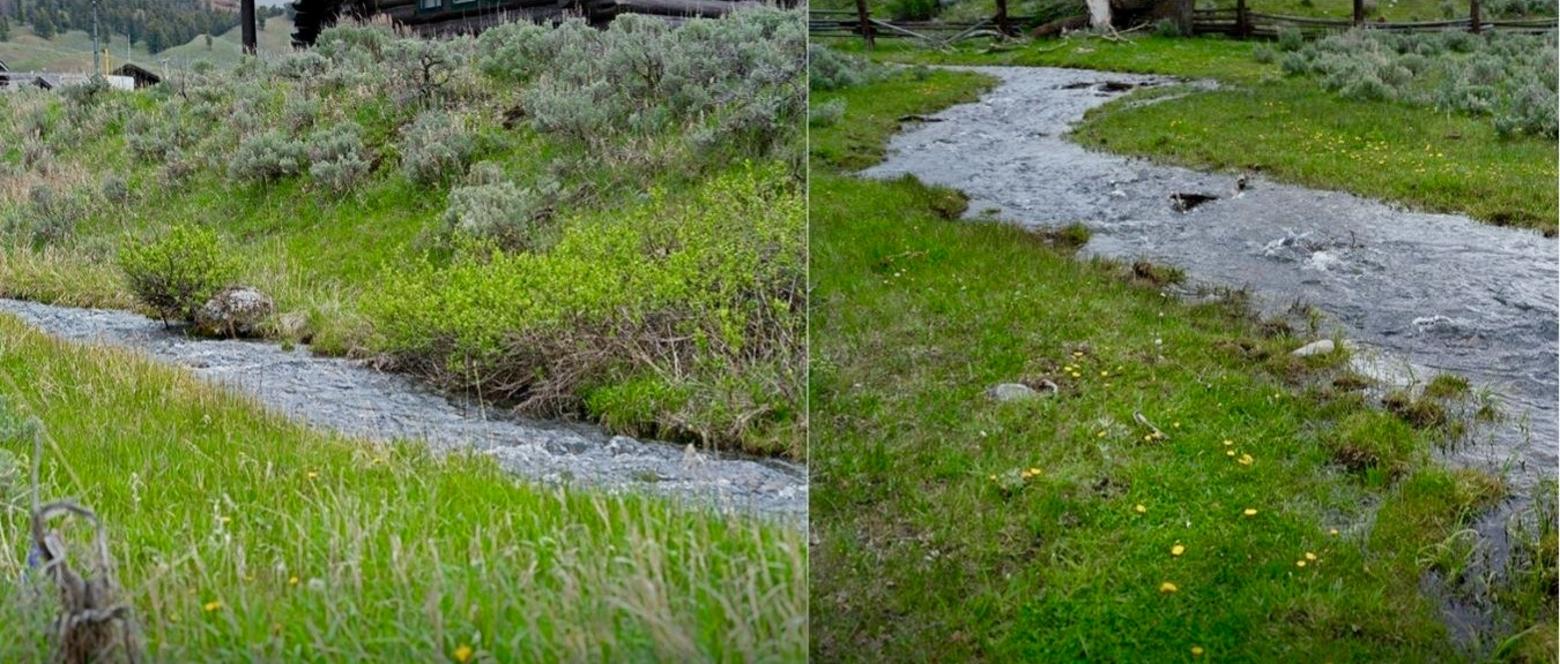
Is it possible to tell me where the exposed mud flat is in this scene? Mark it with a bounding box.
[863,66,1557,490]
[0,299,806,520]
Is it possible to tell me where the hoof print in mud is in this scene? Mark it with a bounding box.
[193,286,275,339]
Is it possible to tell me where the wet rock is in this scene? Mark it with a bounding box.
[1170,192,1219,213]
[1291,339,1336,357]
[194,286,274,338]
[987,382,1051,401]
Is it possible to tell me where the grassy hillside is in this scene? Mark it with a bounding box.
[1,12,806,458]
[0,17,295,73]
[808,55,1555,662]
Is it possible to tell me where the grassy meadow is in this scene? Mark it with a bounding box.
[807,57,1556,661]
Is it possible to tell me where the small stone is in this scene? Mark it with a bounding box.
[987,383,1048,402]
[1291,339,1336,357]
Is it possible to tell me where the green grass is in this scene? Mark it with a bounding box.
[0,314,806,661]
[822,36,1559,233]
[808,66,1555,661]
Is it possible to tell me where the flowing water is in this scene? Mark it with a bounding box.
[0,299,807,520]
[862,65,1557,640]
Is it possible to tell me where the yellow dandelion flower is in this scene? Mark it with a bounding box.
[1173,422,1181,429]
[1305,552,1317,561]
[1226,449,1236,457]
[989,474,997,481]
[306,471,319,480]
[1100,371,1109,377]
[1238,454,1254,466]
[1222,439,1234,446]
[1296,560,1307,568]
[289,576,300,586]
[453,644,474,663]
[1135,504,1147,514]
[1071,371,1082,378]
[203,601,222,612]
[1097,430,1107,438]
[1159,581,1179,593]
[1029,467,1041,475]
[1171,544,1185,557]
[1242,508,1258,517]
[1191,645,1205,656]
[1329,528,1340,536]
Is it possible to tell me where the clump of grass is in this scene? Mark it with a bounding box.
[1325,410,1420,478]
[1031,222,1091,250]
[1421,373,1470,399]
[1129,259,1185,286]
[1382,388,1449,429]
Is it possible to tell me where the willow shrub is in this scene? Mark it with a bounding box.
[364,165,804,457]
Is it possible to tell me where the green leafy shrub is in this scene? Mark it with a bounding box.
[398,110,474,186]
[365,165,804,455]
[118,224,238,324]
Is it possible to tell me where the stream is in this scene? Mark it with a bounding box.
[0,299,807,520]
[862,65,1557,641]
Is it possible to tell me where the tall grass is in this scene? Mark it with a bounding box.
[0,314,806,661]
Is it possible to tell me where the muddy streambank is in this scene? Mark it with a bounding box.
[0,299,807,520]
[863,66,1557,642]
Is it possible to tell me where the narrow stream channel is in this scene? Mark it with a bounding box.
[862,65,1557,642]
[0,299,807,520]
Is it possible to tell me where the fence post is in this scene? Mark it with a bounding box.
[996,0,1011,37]
[1469,0,1481,32]
[1353,0,1364,25]
[1176,0,1194,34]
[1236,0,1250,37]
[855,0,875,49]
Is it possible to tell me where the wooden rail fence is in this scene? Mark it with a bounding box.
[811,1,1555,48]
[1193,1,1558,37]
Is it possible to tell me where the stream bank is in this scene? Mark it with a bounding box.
[0,298,807,520]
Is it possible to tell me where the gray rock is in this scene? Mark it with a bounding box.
[1291,339,1336,357]
[987,382,1046,401]
[194,286,275,338]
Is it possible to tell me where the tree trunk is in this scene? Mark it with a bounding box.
[1469,0,1481,33]
[855,0,875,48]
[1086,0,1111,30]
[241,0,256,55]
